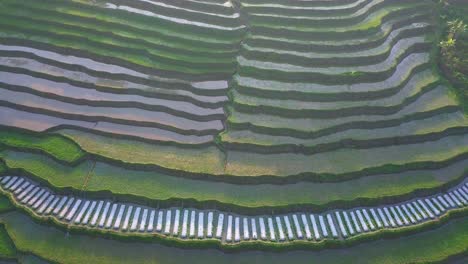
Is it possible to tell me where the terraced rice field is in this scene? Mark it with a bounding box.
[0,0,466,263]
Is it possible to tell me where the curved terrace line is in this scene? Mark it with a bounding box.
[247,12,431,48]
[248,2,429,35]
[245,0,385,22]
[242,24,431,66]
[241,0,368,11]
[123,0,240,18]
[104,3,245,31]
[0,72,224,120]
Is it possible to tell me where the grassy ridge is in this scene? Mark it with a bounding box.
[0,211,466,263]
[59,129,226,175]
[58,128,468,178]
[1,149,467,213]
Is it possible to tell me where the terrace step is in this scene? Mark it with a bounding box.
[244,0,396,27]
[0,88,223,136]
[228,84,460,137]
[0,43,231,97]
[224,133,468,177]
[221,112,468,154]
[0,72,225,122]
[2,147,467,208]
[105,0,242,26]
[248,3,431,41]
[0,106,215,145]
[241,0,374,17]
[0,5,238,57]
[231,70,439,118]
[242,0,368,9]
[2,1,241,50]
[233,54,431,101]
[0,26,233,79]
[237,48,431,84]
[244,12,431,52]
[242,24,432,67]
[121,0,237,16]
[6,0,246,36]
[0,57,227,107]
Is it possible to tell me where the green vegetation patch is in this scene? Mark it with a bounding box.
[0,211,466,264]
[0,128,84,163]
[437,1,468,113]
[0,224,16,260]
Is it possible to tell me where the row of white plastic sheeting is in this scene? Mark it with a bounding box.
[1,176,467,243]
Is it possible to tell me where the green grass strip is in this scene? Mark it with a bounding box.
[0,211,466,263]
[0,128,84,163]
[1,149,466,211]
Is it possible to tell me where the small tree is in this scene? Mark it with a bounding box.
[439,19,466,69]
